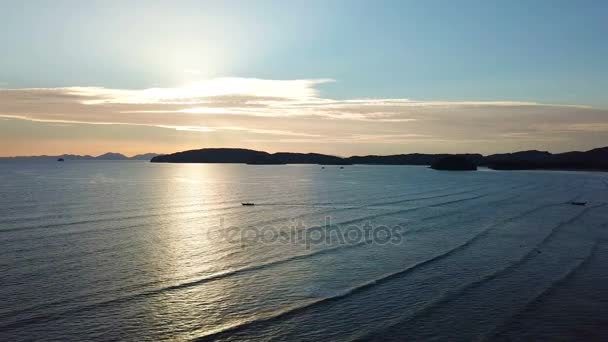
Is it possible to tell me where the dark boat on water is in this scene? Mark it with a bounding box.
[57,158,65,162]
[570,201,587,206]
[242,202,255,206]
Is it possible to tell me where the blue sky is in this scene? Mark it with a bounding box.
[2,0,607,105]
[1,0,607,156]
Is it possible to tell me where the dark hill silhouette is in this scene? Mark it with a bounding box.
[131,153,161,160]
[271,152,351,165]
[96,152,129,160]
[151,148,269,163]
[430,156,477,171]
[486,150,553,163]
[346,153,485,166]
[150,146,608,171]
[5,147,606,171]
[485,147,608,170]
[151,149,350,165]
[0,153,160,161]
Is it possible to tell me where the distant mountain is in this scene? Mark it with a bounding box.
[151,149,488,166]
[56,154,96,160]
[430,156,477,171]
[96,152,129,160]
[151,147,608,171]
[150,148,350,165]
[485,147,608,170]
[0,152,160,161]
[346,153,485,166]
[151,148,269,163]
[269,152,350,165]
[4,147,608,171]
[485,150,553,164]
[131,153,161,160]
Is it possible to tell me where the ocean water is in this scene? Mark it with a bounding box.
[1,161,608,341]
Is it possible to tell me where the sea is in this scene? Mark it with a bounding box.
[1,161,608,341]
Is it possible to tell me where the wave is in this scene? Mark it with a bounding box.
[0,183,493,248]
[0,185,510,320]
[192,195,584,341]
[0,182,483,235]
[0,185,556,316]
[0,171,382,214]
[353,201,602,341]
[1,188,505,279]
[0,242,367,330]
[407,183,543,232]
[1,181,572,333]
[485,240,600,341]
[0,184,534,329]
[0,178,396,225]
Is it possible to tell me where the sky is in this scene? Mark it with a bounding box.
[1,0,607,156]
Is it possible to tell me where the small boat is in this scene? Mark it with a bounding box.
[242,202,255,206]
[339,166,344,169]
[570,201,587,206]
[57,158,65,162]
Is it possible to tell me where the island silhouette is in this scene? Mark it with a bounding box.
[0,153,160,161]
[430,155,477,171]
[3,147,607,171]
[149,146,608,171]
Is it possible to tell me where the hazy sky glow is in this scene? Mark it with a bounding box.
[1,0,607,156]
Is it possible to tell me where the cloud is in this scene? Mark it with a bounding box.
[57,77,335,104]
[1,77,607,149]
[158,125,321,137]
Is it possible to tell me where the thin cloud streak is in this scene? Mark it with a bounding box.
[159,125,321,137]
[1,77,607,149]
